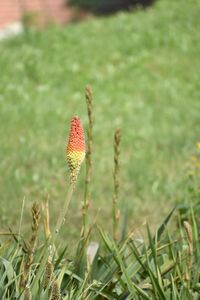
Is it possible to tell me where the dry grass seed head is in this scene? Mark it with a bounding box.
[43,257,54,290]
[50,280,61,300]
[24,286,32,300]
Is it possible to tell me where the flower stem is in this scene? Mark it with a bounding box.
[81,85,94,238]
[112,128,121,240]
[53,183,74,242]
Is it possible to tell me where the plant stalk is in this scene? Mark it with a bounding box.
[112,128,121,240]
[82,85,94,237]
[53,183,74,242]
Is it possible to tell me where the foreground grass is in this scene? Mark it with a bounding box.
[0,203,200,299]
[0,0,200,238]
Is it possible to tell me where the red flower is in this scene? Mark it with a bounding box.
[66,116,86,183]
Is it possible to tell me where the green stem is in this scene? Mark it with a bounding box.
[32,184,74,294]
[53,183,74,243]
[112,129,121,240]
[113,196,117,240]
[82,85,93,238]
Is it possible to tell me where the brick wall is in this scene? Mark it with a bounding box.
[0,0,72,28]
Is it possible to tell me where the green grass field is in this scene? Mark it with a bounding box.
[0,0,200,240]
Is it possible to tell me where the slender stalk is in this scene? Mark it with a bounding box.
[18,196,25,237]
[42,196,51,239]
[32,186,74,293]
[0,232,19,236]
[183,220,193,280]
[82,85,94,237]
[20,202,40,289]
[112,128,121,240]
[53,183,74,241]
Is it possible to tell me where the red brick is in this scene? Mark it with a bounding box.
[0,0,72,28]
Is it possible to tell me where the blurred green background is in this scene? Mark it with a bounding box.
[0,0,199,240]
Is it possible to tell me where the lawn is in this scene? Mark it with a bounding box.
[0,0,199,241]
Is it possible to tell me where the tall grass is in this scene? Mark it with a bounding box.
[0,88,200,299]
[112,128,121,241]
[82,85,94,238]
[0,206,199,299]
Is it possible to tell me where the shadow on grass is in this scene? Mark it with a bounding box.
[69,0,156,15]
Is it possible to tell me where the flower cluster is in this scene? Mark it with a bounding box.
[66,116,86,184]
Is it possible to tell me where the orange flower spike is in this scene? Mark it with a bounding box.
[67,116,86,184]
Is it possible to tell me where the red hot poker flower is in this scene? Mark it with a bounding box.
[66,116,86,184]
